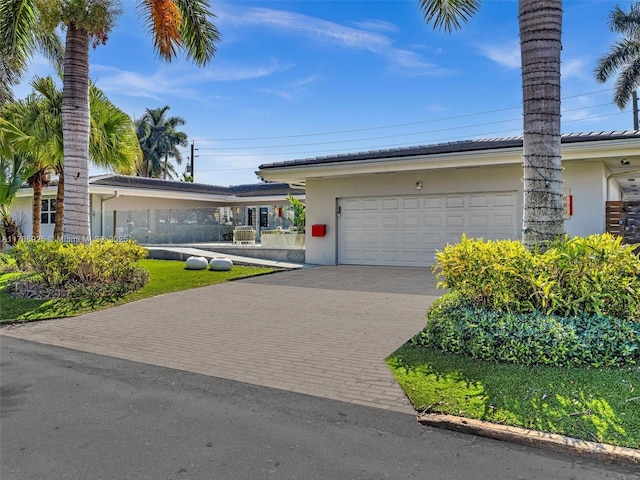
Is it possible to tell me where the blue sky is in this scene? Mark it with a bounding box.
[16,0,638,186]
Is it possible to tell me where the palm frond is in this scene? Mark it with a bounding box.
[0,0,38,78]
[595,39,640,83]
[419,0,480,33]
[609,2,640,37]
[139,0,183,61]
[174,0,219,65]
[613,58,640,109]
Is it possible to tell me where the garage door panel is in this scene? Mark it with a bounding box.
[381,215,399,228]
[361,215,379,228]
[469,195,489,207]
[402,214,420,227]
[382,198,400,210]
[362,199,380,210]
[446,215,465,227]
[403,198,420,209]
[423,214,443,227]
[494,193,516,207]
[423,197,442,208]
[339,191,518,266]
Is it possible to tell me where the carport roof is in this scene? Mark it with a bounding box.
[258,130,640,170]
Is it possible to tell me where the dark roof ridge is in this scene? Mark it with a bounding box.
[259,130,640,170]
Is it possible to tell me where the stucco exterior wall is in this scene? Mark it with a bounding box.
[305,161,610,266]
[562,162,608,238]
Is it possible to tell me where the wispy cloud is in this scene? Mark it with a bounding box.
[562,58,589,80]
[92,60,292,100]
[351,19,398,33]
[218,5,450,76]
[477,41,521,69]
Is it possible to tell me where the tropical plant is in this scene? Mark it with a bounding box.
[287,194,306,233]
[595,2,640,106]
[135,106,188,180]
[594,2,640,125]
[1,76,140,239]
[0,0,64,106]
[419,0,564,251]
[0,0,220,242]
[0,119,36,206]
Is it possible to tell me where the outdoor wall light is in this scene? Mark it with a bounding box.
[416,181,423,190]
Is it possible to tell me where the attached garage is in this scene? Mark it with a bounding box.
[338,191,518,266]
[258,132,640,267]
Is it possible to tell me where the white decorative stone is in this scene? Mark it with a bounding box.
[186,256,208,270]
[209,257,233,271]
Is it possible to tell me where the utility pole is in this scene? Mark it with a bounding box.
[186,141,197,182]
[633,91,639,131]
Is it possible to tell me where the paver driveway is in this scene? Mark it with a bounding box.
[1,266,440,413]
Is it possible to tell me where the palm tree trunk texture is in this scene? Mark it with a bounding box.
[30,178,43,239]
[519,0,565,250]
[27,169,48,239]
[54,168,64,240]
[61,25,91,243]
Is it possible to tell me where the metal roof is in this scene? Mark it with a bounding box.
[89,175,301,196]
[259,131,640,170]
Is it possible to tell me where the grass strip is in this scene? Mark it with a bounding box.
[387,344,640,449]
[1,259,277,323]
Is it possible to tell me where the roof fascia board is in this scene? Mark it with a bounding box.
[89,185,234,202]
[561,137,640,161]
[259,148,521,183]
[259,137,639,183]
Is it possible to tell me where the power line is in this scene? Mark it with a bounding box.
[195,101,619,153]
[194,111,629,160]
[191,87,618,143]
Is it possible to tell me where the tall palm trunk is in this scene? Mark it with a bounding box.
[61,25,91,243]
[54,167,64,240]
[519,0,564,250]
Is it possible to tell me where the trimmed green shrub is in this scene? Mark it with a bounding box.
[414,291,640,368]
[433,234,640,321]
[0,252,17,272]
[12,239,148,298]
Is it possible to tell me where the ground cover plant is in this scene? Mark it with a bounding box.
[387,345,640,449]
[1,250,275,322]
[389,233,640,448]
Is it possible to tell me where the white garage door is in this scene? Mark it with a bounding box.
[338,192,518,267]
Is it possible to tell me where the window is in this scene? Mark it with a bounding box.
[41,199,56,224]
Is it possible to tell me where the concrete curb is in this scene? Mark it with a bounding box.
[418,414,640,466]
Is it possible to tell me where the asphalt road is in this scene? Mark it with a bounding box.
[1,336,637,480]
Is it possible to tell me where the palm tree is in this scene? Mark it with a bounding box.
[0,0,220,242]
[594,2,640,127]
[0,0,64,106]
[419,0,564,251]
[0,119,37,205]
[0,119,38,245]
[135,106,188,180]
[1,76,140,239]
[1,86,58,238]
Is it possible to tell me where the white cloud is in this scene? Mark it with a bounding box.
[91,60,292,100]
[351,19,398,34]
[477,41,521,69]
[562,58,589,80]
[218,4,449,76]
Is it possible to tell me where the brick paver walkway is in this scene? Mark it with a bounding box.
[1,266,439,413]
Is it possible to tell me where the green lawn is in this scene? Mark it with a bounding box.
[387,344,640,449]
[0,259,277,323]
